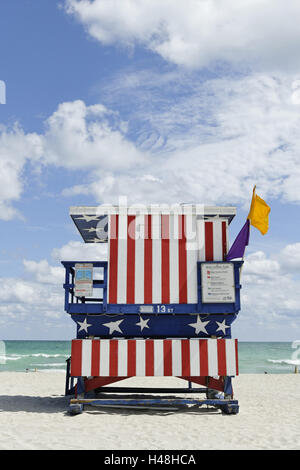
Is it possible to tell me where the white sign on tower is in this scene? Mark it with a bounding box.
[74,263,93,297]
[201,262,235,303]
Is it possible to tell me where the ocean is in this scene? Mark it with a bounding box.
[0,341,299,374]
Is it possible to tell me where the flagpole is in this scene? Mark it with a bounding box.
[240,186,255,280]
[239,222,250,281]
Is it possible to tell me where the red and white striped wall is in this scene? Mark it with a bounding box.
[108,214,228,304]
[70,338,238,378]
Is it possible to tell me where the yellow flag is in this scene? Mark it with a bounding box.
[247,186,270,235]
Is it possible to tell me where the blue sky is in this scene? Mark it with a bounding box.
[1,0,300,341]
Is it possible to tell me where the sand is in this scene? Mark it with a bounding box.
[0,372,299,450]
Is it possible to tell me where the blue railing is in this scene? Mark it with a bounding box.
[62,261,108,314]
[61,260,243,316]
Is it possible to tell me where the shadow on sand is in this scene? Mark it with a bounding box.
[0,393,224,416]
[0,395,68,414]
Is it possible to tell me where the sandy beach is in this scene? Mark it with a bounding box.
[0,372,299,450]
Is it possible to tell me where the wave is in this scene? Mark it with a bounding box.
[0,355,22,361]
[33,363,66,367]
[26,353,69,358]
[7,353,69,359]
[268,359,300,366]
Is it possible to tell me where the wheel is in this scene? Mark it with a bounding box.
[68,403,84,415]
[206,388,224,399]
[220,403,239,415]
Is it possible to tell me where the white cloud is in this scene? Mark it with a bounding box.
[51,240,107,261]
[277,243,300,273]
[0,100,145,220]
[41,100,145,170]
[0,277,61,311]
[235,248,300,339]
[23,259,65,284]
[65,0,300,71]
[243,251,280,281]
[62,74,300,207]
[0,274,69,339]
[0,240,108,337]
[2,73,300,220]
[0,124,43,220]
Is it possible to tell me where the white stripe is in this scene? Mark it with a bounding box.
[136,340,146,376]
[154,340,164,376]
[107,218,111,302]
[189,340,200,376]
[198,339,202,373]
[81,340,92,376]
[197,219,205,261]
[107,214,116,302]
[152,214,161,303]
[186,214,198,303]
[213,220,223,261]
[135,214,144,304]
[118,340,128,377]
[225,339,237,376]
[99,340,110,376]
[207,339,218,376]
[169,215,179,303]
[171,340,182,376]
[117,214,128,303]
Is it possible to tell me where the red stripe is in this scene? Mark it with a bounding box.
[145,340,154,376]
[235,339,239,375]
[127,215,136,304]
[144,215,152,304]
[199,340,208,376]
[181,340,191,376]
[71,340,82,376]
[178,215,187,303]
[163,340,173,376]
[205,221,214,261]
[161,215,170,303]
[91,340,100,376]
[109,340,119,376]
[217,339,227,376]
[127,340,136,376]
[222,221,227,260]
[109,215,119,303]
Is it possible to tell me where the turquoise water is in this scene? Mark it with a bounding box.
[0,341,299,374]
[238,342,299,374]
[0,341,70,373]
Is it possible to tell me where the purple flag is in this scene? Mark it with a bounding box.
[226,219,250,261]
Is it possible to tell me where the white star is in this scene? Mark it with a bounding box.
[103,319,124,334]
[136,317,150,332]
[76,215,100,222]
[83,227,97,233]
[188,316,210,335]
[77,317,92,333]
[90,237,106,243]
[216,320,230,335]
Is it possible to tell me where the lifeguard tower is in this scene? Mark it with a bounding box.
[63,204,242,414]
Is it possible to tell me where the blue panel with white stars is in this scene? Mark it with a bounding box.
[71,215,108,243]
[72,313,236,339]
